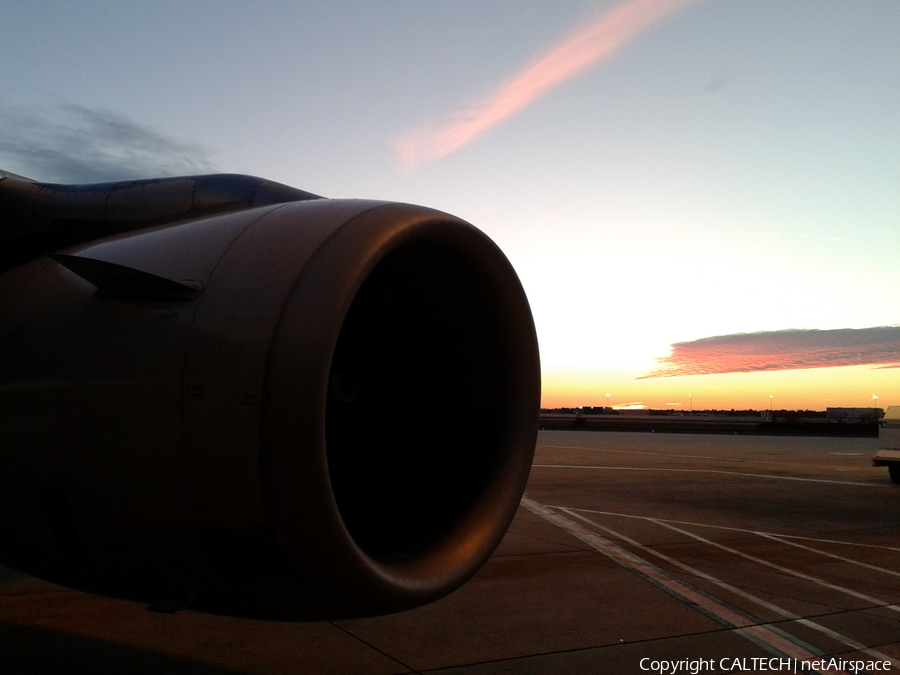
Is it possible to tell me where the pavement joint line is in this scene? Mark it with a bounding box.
[533,463,888,488]
[794,619,900,668]
[648,519,900,615]
[330,621,420,674]
[417,632,769,674]
[549,506,900,552]
[417,625,873,675]
[504,528,585,551]
[519,497,853,674]
[555,506,900,670]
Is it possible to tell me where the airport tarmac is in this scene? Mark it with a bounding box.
[2,430,899,674]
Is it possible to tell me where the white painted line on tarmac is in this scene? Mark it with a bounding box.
[541,443,874,469]
[754,533,900,578]
[541,443,781,464]
[558,507,803,619]
[533,464,888,488]
[749,534,900,552]
[794,619,900,671]
[558,507,900,670]
[649,520,900,614]
[550,506,900,552]
[520,497,851,673]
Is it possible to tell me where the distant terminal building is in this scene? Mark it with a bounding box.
[579,406,615,415]
[826,407,883,423]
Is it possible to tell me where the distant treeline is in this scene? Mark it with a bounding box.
[542,408,828,417]
[539,410,877,437]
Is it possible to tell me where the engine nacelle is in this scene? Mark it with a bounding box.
[0,186,540,618]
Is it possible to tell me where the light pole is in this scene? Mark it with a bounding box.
[688,394,692,413]
[769,394,774,411]
[606,393,611,410]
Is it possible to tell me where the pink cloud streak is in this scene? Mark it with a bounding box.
[395,0,698,170]
[640,327,900,379]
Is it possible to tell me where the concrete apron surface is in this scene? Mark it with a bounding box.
[2,430,899,674]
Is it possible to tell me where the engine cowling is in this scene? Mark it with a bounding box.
[0,188,540,619]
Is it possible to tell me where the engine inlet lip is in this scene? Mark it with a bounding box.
[261,201,540,615]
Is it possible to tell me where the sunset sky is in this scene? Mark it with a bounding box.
[2,1,898,410]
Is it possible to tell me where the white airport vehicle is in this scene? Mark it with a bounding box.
[874,406,900,484]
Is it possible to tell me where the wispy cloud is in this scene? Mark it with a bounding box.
[641,326,900,378]
[395,0,698,171]
[0,104,217,183]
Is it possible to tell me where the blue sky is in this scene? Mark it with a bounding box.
[3,1,899,408]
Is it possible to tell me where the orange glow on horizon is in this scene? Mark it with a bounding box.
[395,0,697,170]
[541,364,900,411]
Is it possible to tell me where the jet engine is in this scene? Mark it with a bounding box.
[0,173,540,618]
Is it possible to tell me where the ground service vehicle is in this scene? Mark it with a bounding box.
[874,406,900,484]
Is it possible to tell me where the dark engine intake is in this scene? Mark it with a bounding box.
[0,174,540,618]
